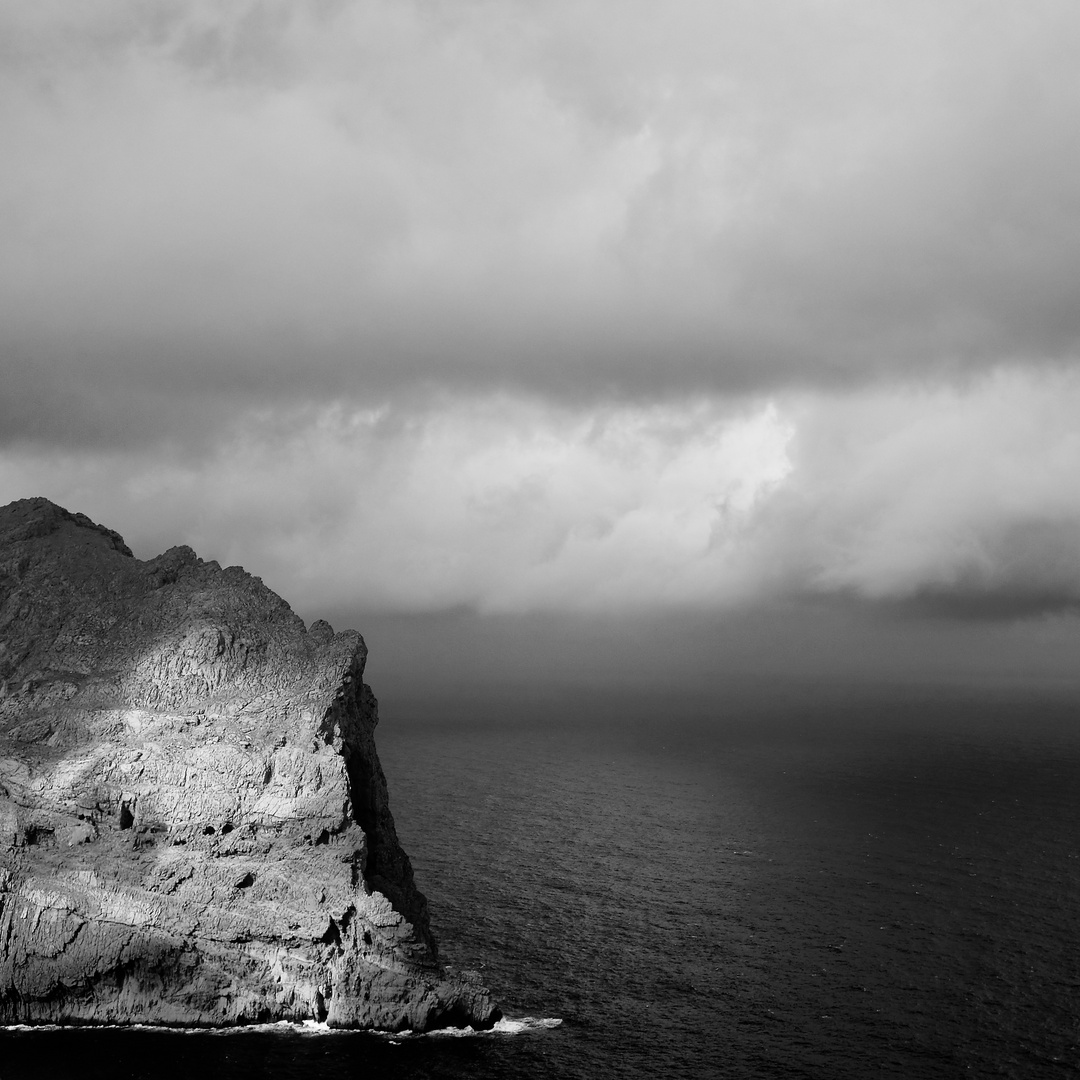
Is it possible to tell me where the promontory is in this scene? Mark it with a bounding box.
[0,497,499,1030]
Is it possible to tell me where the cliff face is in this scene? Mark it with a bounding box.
[0,498,498,1030]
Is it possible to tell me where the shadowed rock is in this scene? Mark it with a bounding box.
[0,498,499,1030]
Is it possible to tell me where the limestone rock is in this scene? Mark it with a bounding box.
[0,498,499,1030]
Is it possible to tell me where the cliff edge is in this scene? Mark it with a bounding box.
[0,498,499,1030]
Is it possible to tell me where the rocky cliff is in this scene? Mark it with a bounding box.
[0,498,498,1030]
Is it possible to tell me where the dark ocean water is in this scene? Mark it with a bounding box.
[3,686,1080,1079]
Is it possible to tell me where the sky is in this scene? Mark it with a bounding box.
[3,0,1080,702]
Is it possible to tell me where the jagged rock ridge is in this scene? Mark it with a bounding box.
[0,498,499,1030]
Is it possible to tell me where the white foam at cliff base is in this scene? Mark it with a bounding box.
[383,1016,564,1039]
[422,1016,563,1037]
[3,1016,563,1038]
[493,1017,564,1034]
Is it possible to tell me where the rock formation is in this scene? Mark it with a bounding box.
[0,498,498,1030]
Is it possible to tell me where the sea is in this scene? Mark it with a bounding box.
[3,681,1079,1079]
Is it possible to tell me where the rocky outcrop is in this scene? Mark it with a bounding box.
[0,498,498,1030]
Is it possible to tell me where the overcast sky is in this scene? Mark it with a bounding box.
[3,1,1080,695]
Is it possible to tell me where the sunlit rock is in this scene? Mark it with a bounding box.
[0,498,498,1030]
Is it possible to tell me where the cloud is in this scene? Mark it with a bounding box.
[755,367,1080,614]
[4,4,1080,636]
[4,1,1080,448]
[3,366,1080,619]
[0,394,793,612]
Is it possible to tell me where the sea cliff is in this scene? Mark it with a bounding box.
[0,498,499,1030]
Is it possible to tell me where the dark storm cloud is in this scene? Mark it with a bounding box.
[4,0,1080,448]
[890,518,1080,621]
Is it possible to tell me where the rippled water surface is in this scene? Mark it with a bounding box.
[4,688,1080,1078]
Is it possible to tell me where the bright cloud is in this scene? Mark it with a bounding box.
[0,397,793,612]
[767,368,1080,614]
[4,367,1080,617]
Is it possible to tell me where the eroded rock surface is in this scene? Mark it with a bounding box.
[0,498,498,1029]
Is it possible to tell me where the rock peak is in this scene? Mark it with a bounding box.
[0,497,134,557]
